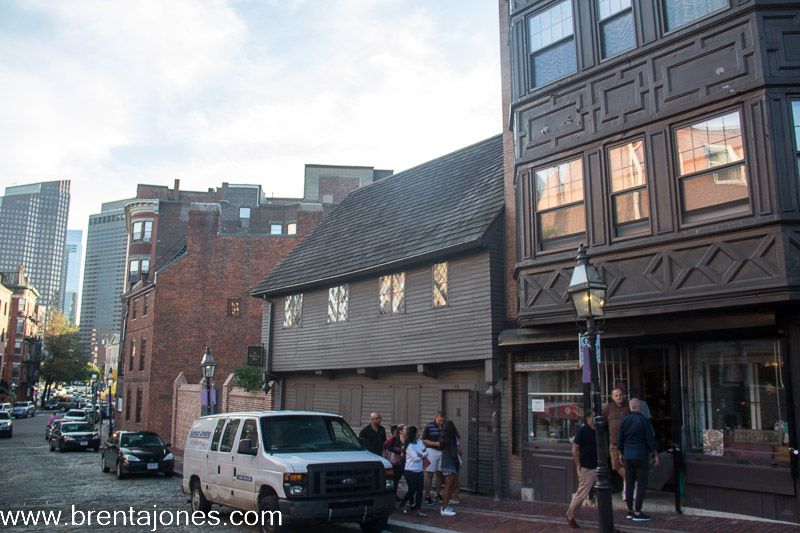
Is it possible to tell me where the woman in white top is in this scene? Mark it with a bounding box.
[398,425,428,516]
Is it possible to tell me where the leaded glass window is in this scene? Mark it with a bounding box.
[284,294,303,328]
[608,139,649,236]
[597,0,635,58]
[433,262,448,307]
[379,273,405,315]
[792,100,800,176]
[327,285,349,323]
[675,110,749,223]
[528,0,576,88]
[664,0,727,31]
[534,157,585,249]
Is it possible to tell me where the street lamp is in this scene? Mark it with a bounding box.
[106,376,114,438]
[200,347,216,416]
[567,244,613,533]
[10,383,16,400]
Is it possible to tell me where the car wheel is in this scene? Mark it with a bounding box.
[258,494,284,533]
[360,517,389,533]
[116,461,125,480]
[93,446,99,452]
[102,455,110,473]
[190,480,211,513]
[163,471,173,478]
[49,440,55,451]
[58,442,65,453]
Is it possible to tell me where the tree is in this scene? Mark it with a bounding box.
[39,310,90,406]
[234,366,264,393]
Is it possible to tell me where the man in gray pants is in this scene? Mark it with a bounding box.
[617,398,659,522]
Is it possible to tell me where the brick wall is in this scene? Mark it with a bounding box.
[220,373,273,413]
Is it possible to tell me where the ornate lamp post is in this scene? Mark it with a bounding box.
[200,347,216,416]
[567,244,613,533]
[106,376,114,438]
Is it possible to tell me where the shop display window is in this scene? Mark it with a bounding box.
[683,340,789,463]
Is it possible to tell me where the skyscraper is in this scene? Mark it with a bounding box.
[62,230,82,324]
[79,199,130,352]
[0,180,70,311]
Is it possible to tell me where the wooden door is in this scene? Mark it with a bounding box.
[444,390,471,488]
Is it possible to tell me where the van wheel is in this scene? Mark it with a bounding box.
[116,461,125,480]
[191,480,211,513]
[258,494,283,533]
[102,455,110,473]
[360,517,389,533]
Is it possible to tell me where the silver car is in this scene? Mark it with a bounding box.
[11,401,36,418]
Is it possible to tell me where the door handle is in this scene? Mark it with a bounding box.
[234,467,237,477]
[217,465,220,474]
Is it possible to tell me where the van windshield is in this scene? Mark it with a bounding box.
[260,415,363,453]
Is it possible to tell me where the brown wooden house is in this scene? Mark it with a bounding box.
[499,0,800,522]
[252,136,509,494]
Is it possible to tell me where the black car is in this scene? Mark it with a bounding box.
[102,430,174,479]
[49,421,100,452]
[0,412,12,438]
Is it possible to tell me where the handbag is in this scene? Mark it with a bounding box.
[422,457,431,469]
[383,448,401,465]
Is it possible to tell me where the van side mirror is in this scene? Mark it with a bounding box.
[237,439,257,456]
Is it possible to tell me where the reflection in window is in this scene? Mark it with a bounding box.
[664,0,727,31]
[597,0,635,58]
[327,285,349,323]
[287,223,297,236]
[283,294,303,328]
[379,273,405,314]
[433,262,448,307]
[270,224,282,235]
[683,340,788,464]
[675,111,748,223]
[534,157,585,249]
[528,0,576,87]
[608,140,649,236]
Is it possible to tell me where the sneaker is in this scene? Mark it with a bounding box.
[425,497,435,506]
[440,507,456,517]
[632,512,652,522]
[401,508,409,515]
[625,511,634,520]
[416,511,428,517]
[449,499,460,505]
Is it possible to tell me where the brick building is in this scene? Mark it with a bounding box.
[118,166,390,439]
[0,266,42,401]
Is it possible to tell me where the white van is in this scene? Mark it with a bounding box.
[181,411,395,532]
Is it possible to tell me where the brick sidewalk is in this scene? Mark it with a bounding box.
[387,494,799,533]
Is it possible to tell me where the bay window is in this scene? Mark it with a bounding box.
[528,0,576,88]
[534,157,585,249]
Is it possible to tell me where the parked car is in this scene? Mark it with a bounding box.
[49,421,100,452]
[63,409,89,422]
[182,411,394,533]
[0,411,13,438]
[102,431,174,479]
[0,403,11,413]
[45,398,60,410]
[46,413,66,440]
[11,401,36,418]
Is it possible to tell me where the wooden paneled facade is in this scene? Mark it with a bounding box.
[500,0,800,522]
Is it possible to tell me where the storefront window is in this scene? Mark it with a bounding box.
[683,340,789,463]
[524,348,629,443]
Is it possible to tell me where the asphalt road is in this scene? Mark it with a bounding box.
[0,412,383,532]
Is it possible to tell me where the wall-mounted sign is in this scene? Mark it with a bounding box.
[247,346,264,367]
[531,399,545,413]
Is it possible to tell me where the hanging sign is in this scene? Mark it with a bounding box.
[247,346,264,367]
[578,333,602,384]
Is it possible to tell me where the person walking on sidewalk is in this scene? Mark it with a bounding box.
[566,413,597,529]
[359,412,387,456]
[398,426,428,517]
[618,398,659,522]
[602,386,630,499]
[439,421,461,516]
[422,412,445,505]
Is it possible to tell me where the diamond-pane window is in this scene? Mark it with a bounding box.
[228,298,242,318]
[327,285,349,323]
[379,273,405,314]
[433,262,448,307]
[284,294,303,328]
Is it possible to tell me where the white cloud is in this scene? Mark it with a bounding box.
[0,1,501,227]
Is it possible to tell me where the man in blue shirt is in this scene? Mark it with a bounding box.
[617,398,659,522]
[566,413,597,529]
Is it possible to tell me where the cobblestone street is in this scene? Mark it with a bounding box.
[0,413,367,532]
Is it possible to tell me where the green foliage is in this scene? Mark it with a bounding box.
[234,366,264,393]
[39,310,90,386]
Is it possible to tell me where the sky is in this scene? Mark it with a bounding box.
[0,0,503,232]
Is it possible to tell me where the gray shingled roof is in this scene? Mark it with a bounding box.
[251,134,504,297]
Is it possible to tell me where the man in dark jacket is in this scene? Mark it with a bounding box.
[359,412,387,456]
[617,398,659,522]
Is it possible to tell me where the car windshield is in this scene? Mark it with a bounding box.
[66,410,85,417]
[12,402,26,407]
[120,433,165,448]
[260,415,363,453]
[62,423,93,432]
[0,412,10,420]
